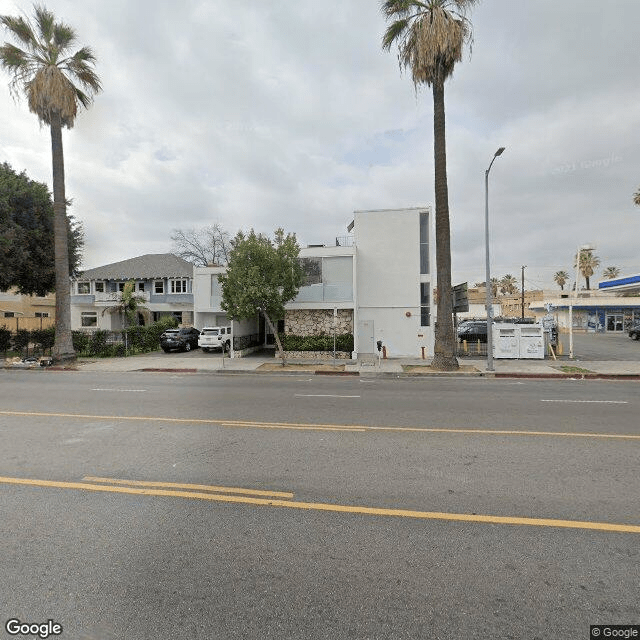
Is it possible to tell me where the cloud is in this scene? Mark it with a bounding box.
[0,0,638,290]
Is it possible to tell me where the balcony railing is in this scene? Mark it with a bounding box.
[94,291,151,304]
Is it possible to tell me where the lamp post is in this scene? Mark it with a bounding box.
[485,147,505,372]
[569,243,595,359]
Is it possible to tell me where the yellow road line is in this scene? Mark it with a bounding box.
[0,410,638,440]
[0,475,639,534]
[82,475,294,499]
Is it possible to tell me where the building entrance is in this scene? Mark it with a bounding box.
[606,314,624,332]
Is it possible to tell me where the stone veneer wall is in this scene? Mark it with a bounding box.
[285,309,353,335]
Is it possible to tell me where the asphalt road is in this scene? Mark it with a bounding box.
[1,371,638,639]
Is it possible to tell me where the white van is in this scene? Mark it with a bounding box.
[198,326,232,352]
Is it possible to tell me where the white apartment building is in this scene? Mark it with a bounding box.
[192,206,437,358]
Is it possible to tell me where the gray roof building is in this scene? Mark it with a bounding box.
[79,254,193,281]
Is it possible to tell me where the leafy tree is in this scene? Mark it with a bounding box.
[574,250,600,290]
[499,274,518,295]
[171,224,231,267]
[0,162,83,295]
[219,228,304,363]
[1,5,101,363]
[553,270,569,290]
[602,266,620,280]
[382,0,478,371]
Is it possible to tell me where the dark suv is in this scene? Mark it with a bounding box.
[160,327,200,352]
[629,323,640,340]
[457,320,488,343]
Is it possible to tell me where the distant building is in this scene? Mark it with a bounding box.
[0,288,55,332]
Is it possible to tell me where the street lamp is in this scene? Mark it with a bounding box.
[569,243,595,359]
[485,146,505,372]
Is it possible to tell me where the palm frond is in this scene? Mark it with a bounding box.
[33,5,55,42]
[382,18,410,51]
[52,23,76,50]
[634,188,640,206]
[1,5,100,127]
[0,15,37,49]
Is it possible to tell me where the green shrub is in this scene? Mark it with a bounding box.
[72,331,91,355]
[281,333,353,352]
[13,329,31,356]
[31,327,55,354]
[0,326,12,355]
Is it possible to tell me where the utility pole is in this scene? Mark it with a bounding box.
[521,265,526,319]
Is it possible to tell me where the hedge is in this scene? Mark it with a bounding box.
[280,333,354,353]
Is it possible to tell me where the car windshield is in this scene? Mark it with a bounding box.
[201,329,219,335]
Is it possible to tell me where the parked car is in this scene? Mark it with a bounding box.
[457,320,488,343]
[629,323,640,340]
[160,327,200,353]
[198,326,232,352]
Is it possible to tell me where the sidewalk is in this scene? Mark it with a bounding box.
[64,353,640,379]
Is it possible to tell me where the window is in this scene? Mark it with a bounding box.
[81,312,97,327]
[138,282,145,292]
[94,281,105,293]
[420,211,429,275]
[118,282,126,292]
[301,258,322,285]
[77,282,90,294]
[4,312,15,318]
[296,256,353,302]
[155,280,164,294]
[420,283,430,327]
[170,279,189,294]
[35,312,49,318]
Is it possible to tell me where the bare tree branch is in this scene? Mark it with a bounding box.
[170,224,231,266]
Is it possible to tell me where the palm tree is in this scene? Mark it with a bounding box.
[382,0,477,371]
[602,266,620,280]
[0,6,101,363]
[102,281,150,328]
[553,270,569,290]
[101,281,149,354]
[499,274,518,295]
[634,188,640,206]
[490,277,499,298]
[574,250,600,290]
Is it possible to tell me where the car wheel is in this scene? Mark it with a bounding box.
[634,333,640,341]
[162,348,170,353]
[184,342,191,352]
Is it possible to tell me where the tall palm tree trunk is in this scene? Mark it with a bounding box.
[431,80,458,370]
[50,111,76,362]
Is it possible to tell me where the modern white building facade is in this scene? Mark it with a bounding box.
[285,206,436,357]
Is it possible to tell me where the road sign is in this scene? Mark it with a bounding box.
[452,282,469,313]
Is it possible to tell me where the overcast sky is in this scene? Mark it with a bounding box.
[1,0,639,290]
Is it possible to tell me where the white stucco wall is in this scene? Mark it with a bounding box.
[353,207,435,357]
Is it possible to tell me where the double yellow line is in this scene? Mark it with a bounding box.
[1,474,639,534]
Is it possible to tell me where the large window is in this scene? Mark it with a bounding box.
[297,256,353,302]
[94,281,105,293]
[81,312,97,327]
[77,282,90,294]
[420,283,430,327]
[420,211,429,275]
[155,280,164,294]
[170,279,189,294]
